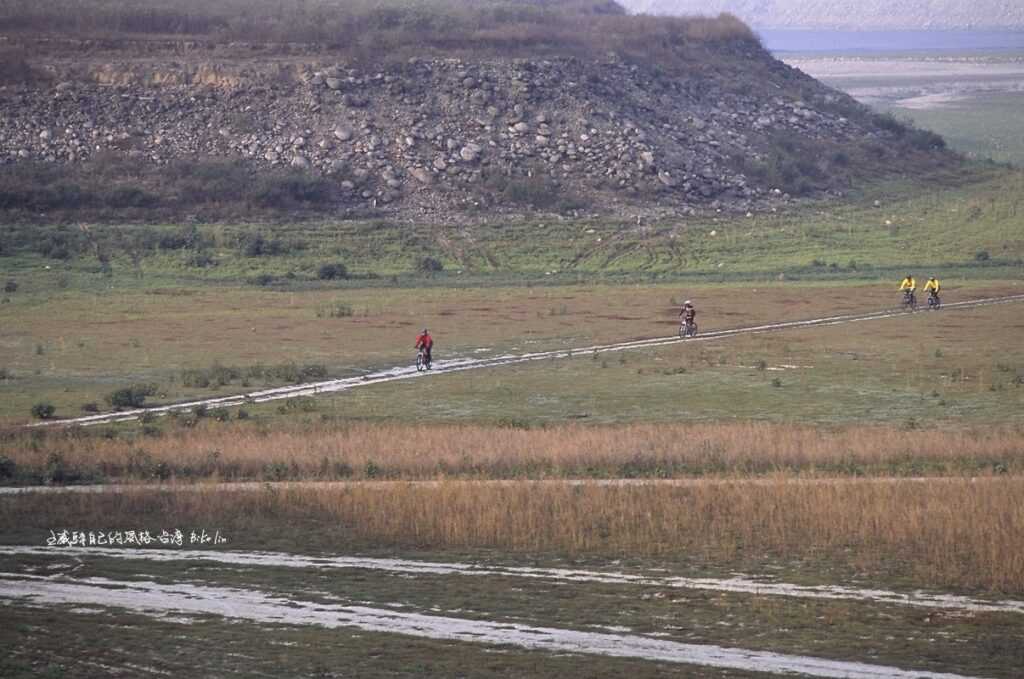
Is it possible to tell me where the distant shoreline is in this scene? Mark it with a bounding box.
[759,28,1024,54]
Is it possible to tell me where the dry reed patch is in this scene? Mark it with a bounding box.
[5,478,1023,593]
[4,421,1023,482]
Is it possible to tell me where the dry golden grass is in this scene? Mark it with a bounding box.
[5,421,1024,483]
[7,477,1023,592]
[2,1,757,64]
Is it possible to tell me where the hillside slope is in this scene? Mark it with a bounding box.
[623,0,1024,30]
[0,4,953,222]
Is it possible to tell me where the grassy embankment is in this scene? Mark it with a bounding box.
[2,166,1020,291]
[1,170,1022,424]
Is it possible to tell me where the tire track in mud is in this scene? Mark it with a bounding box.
[29,293,1024,429]
[0,574,991,679]
[4,546,1021,615]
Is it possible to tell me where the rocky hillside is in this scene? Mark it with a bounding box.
[0,6,953,222]
[623,0,1024,30]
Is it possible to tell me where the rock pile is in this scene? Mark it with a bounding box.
[0,50,901,218]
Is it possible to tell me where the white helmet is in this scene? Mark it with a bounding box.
[684,300,692,305]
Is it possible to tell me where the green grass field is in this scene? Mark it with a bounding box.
[305,298,1024,427]
[2,280,1022,425]
[885,93,1024,166]
[2,166,1023,424]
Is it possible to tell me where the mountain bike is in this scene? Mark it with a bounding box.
[416,347,432,371]
[901,290,917,312]
[679,319,698,338]
[927,291,941,310]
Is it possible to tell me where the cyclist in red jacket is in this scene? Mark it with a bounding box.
[414,329,434,368]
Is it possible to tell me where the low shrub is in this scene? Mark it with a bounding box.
[0,455,16,480]
[254,170,335,210]
[317,262,348,280]
[31,402,56,420]
[106,384,156,409]
[186,251,216,268]
[316,302,353,318]
[240,234,289,257]
[416,256,444,273]
[873,112,908,137]
[182,363,242,389]
[182,361,328,389]
[907,128,946,152]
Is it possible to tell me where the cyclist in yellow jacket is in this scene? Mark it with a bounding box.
[899,274,917,308]
[924,276,941,308]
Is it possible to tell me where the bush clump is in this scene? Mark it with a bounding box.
[254,170,335,210]
[106,383,157,409]
[240,234,289,257]
[416,256,444,273]
[31,402,56,420]
[182,363,240,388]
[181,361,328,388]
[0,455,17,480]
[250,273,277,287]
[317,262,348,280]
[907,128,946,152]
[316,302,353,318]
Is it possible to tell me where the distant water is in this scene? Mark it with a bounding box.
[760,29,1024,53]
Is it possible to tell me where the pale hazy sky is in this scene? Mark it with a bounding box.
[617,0,1024,30]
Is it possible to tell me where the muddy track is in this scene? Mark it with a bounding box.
[0,573,992,678]
[4,545,1021,615]
[30,293,1024,429]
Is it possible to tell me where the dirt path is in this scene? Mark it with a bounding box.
[30,293,1024,429]
[0,573,989,679]
[4,546,1021,615]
